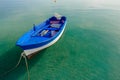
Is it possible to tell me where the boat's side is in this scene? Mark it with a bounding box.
[24,22,67,56]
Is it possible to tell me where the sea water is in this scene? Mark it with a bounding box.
[0,0,120,80]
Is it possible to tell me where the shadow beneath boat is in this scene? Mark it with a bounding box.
[0,46,47,80]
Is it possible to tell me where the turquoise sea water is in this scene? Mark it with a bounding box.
[0,0,120,80]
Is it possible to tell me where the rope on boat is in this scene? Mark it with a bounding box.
[0,52,23,77]
[0,52,30,80]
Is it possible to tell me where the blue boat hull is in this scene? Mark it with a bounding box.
[16,16,67,56]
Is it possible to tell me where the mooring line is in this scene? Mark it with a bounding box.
[0,52,30,80]
[0,52,23,77]
[22,53,30,80]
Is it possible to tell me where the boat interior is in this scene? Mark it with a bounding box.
[33,16,66,38]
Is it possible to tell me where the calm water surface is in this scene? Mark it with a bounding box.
[0,0,120,80]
